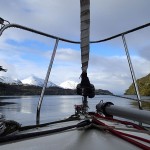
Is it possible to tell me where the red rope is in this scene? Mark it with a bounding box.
[115,130,150,143]
[92,118,150,150]
[90,112,144,130]
[89,112,150,150]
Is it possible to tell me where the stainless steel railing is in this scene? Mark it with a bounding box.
[0,18,150,124]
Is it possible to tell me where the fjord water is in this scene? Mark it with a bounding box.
[0,95,149,126]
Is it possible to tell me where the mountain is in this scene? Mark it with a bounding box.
[0,76,113,96]
[59,80,78,89]
[0,76,22,85]
[59,81,113,95]
[95,89,113,95]
[0,75,58,87]
[21,76,57,87]
[125,73,150,96]
[0,83,76,96]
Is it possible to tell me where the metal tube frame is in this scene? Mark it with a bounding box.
[1,18,149,124]
[36,38,59,125]
[0,22,150,43]
[96,102,150,125]
[122,34,142,110]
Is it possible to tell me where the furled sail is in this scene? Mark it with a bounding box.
[80,0,90,72]
[77,0,95,100]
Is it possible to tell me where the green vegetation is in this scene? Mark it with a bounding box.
[95,89,112,95]
[131,101,150,111]
[125,74,150,96]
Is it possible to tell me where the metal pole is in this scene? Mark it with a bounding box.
[36,38,59,125]
[96,102,150,125]
[122,34,142,110]
[82,96,88,114]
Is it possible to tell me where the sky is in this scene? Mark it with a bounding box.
[0,0,150,94]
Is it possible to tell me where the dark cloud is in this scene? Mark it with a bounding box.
[137,46,150,61]
[1,0,150,41]
[91,0,150,40]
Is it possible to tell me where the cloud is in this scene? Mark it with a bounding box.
[137,46,150,62]
[33,48,150,94]
[91,0,150,39]
[1,0,150,41]
[0,0,150,94]
[0,39,50,79]
[0,0,80,42]
[1,43,150,94]
[1,0,150,54]
[88,54,150,94]
[0,59,17,78]
[54,48,80,63]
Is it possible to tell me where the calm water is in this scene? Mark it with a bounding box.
[0,95,149,126]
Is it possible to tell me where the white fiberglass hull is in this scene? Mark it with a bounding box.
[0,115,149,150]
[0,128,142,150]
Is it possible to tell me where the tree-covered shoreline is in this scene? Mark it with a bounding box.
[125,74,150,96]
[0,82,112,96]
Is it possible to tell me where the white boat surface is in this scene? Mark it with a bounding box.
[0,112,150,150]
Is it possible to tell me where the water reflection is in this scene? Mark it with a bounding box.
[0,95,150,126]
[58,96,80,113]
[20,99,32,114]
[0,96,38,125]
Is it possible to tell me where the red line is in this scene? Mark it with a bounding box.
[90,113,150,150]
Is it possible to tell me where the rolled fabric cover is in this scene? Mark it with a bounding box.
[76,83,95,98]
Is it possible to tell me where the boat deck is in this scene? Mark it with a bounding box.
[0,127,142,150]
[1,115,149,150]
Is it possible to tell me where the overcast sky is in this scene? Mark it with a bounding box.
[0,0,150,94]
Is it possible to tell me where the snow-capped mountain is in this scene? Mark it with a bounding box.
[21,75,57,87]
[0,75,77,89]
[0,76,22,85]
[59,80,78,89]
